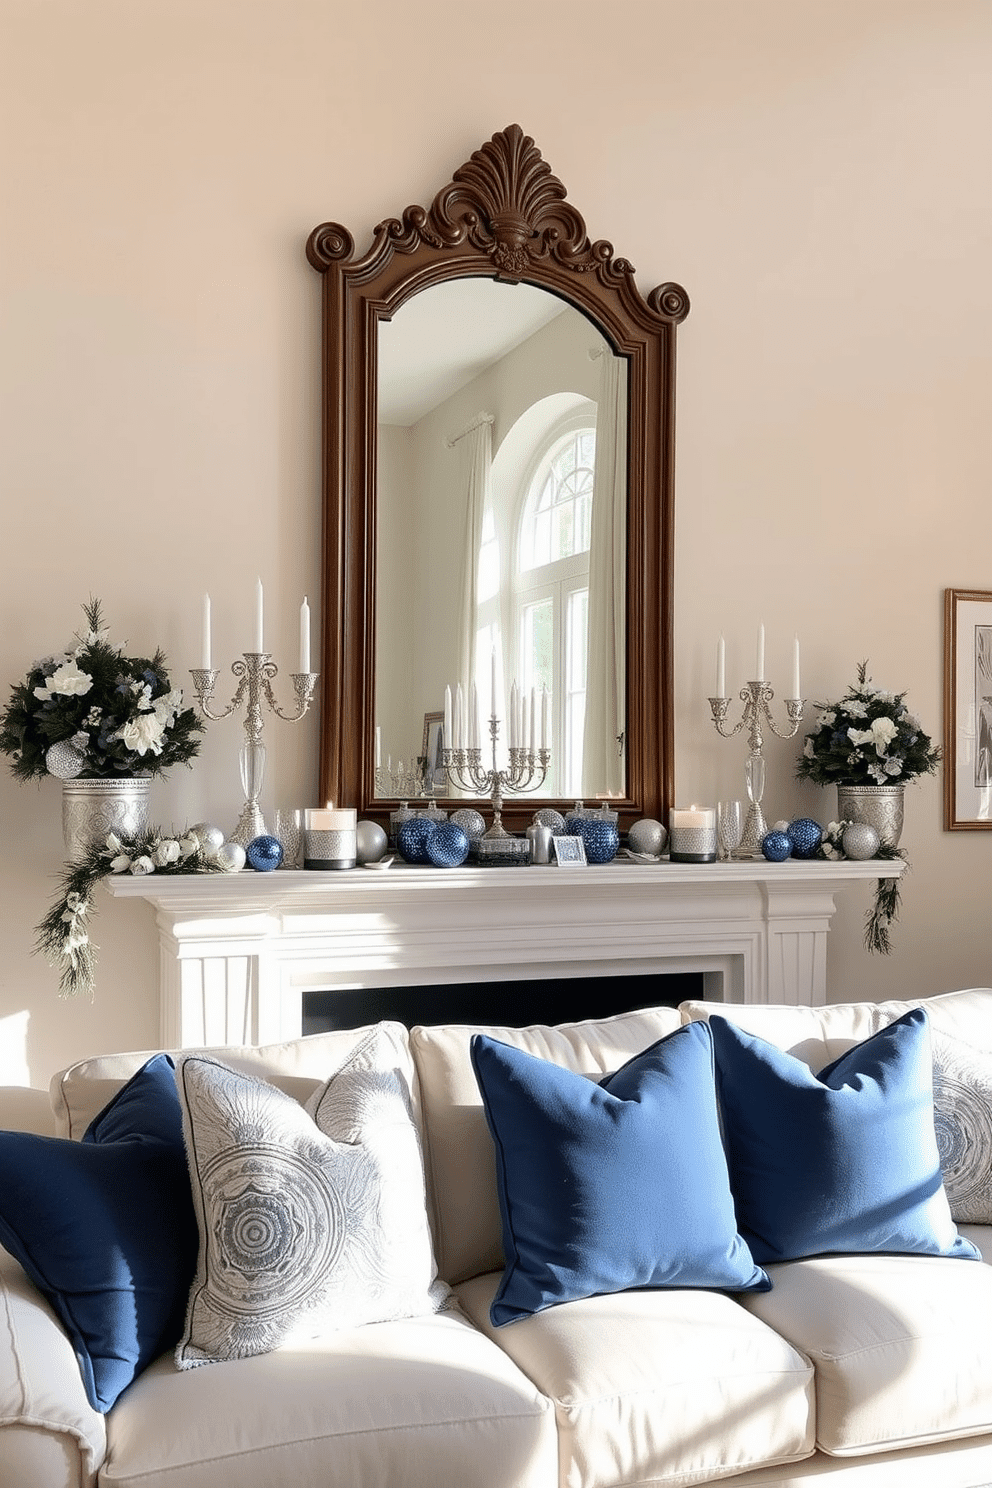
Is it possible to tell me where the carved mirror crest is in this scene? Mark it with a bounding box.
[307,124,688,831]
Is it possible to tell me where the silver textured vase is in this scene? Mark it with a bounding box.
[835,784,905,849]
[62,777,152,860]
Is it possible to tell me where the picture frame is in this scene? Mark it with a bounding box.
[552,834,587,867]
[421,711,447,794]
[943,588,992,829]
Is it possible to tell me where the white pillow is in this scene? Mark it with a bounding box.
[175,1023,449,1368]
[932,1027,992,1224]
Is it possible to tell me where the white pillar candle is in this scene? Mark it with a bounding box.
[299,596,311,673]
[755,623,765,682]
[254,578,264,653]
[529,687,537,753]
[444,685,452,749]
[509,682,518,748]
[454,684,464,749]
[491,647,497,720]
[375,726,382,769]
[521,692,529,755]
[541,688,551,749]
[470,682,479,749]
[717,635,725,698]
[201,593,212,670]
[791,635,801,699]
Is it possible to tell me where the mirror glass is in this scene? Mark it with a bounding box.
[374,278,628,803]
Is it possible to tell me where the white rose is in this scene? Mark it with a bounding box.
[117,714,165,756]
[34,660,93,701]
[152,839,181,867]
[129,856,155,876]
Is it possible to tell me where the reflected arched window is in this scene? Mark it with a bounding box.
[512,420,595,794]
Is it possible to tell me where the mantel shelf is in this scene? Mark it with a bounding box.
[104,858,903,1048]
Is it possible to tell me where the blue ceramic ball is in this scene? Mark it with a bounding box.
[761,830,792,863]
[786,817,823,859]
[425,820,470,868]
[397,816,438,864]
[246,834,284,872]
[565,813,620,865]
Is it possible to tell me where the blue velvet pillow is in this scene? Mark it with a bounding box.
[470,1023,769,1326]
[708,1009,981,1266]
[0,1054,198,1412]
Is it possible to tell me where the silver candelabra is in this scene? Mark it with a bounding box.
[708,682,804,856]
[190,654,319,845]
[374,758,438,800]
[442,715,549,842]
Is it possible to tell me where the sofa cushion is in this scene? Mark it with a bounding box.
[709,1010,978,1266]
[742,1249,992,1457]
[456,1271,815,1488]
[411,1005,683,1284]
[51,1023,409,1139]
[0,1054,198,1413]
[175,1023,448,1368]
[679,985,992,1069]
[0,1244,107,1484]
[471,1023,768,1325]
[106,1309,557,1488]
[932,1027,992,1223]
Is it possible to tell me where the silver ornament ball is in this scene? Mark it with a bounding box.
[842,822,880,861]
[628,818,668,856]
[215,842,246,873]
[45,741,86,780]
[356,819,388,864]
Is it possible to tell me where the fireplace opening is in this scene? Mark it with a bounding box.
[302,971,705,1035]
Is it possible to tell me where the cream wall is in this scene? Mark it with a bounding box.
[1,0,990,1084]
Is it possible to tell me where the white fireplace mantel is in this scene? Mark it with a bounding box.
[105,858,903,1049]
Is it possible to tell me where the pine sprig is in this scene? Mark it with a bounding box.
[37,827,224,998]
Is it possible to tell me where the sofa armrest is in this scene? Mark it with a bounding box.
[0,1087,57,1137]
[0,1246,106,1487]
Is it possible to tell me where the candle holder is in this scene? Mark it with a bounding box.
[190,655,319,845]
[374,758,440,801]
[708,682,804,857]
[441,716,549,863]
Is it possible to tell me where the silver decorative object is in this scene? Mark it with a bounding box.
[628,818,668,857]
[190,654,318,846]
[441,712,549,846]
[356,819,388,864]
[450,808,486,841]
[841,821,881,860]
[709,682,804,857]
[62,777,152,861]
[836,785,904,849]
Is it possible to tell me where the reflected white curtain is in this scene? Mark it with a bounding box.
[581,353,626,796]
[449,412,495,719]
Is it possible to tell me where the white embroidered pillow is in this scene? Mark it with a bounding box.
[175,1023,449,1368]
[932,1028,992,1224]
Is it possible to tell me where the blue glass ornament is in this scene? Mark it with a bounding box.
[565,813,620,865]
[425,820,470,868]
[761,830,792,862]
[397,816,438,864]
[786,817,823,859]
[246,834,284,872]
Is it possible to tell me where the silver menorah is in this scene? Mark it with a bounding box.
[442,714,549,854]
[708,682,804,856]
[190,654,319,845]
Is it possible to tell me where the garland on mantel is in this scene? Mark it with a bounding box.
[815,821,906,955]
[37,827,222,999]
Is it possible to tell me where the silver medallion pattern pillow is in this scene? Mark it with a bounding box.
[174,1022,449,1368]
[932,1028,992,1224]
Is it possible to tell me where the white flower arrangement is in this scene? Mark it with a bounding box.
[796,663,940,789]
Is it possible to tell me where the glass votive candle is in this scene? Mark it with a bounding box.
[668,805,717,863]
[303,807,358,870]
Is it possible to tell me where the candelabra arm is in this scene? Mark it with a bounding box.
[189,667,245,721]
[264,670,320,721]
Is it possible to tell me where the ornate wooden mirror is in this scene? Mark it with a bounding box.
[307,124,688,831]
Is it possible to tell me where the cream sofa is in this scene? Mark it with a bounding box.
[4,987,992,1488]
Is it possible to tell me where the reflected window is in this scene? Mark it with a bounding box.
[512,421,595,794]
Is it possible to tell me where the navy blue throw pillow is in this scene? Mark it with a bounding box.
[708,1009,981,1266]
[470,1022,769,1326]
[0,1054,198,1412]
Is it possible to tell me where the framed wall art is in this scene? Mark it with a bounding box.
[944,588,992,829]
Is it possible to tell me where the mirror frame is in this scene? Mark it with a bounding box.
[306,124,689,832]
